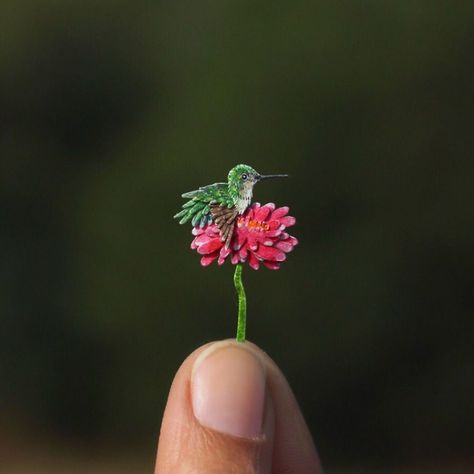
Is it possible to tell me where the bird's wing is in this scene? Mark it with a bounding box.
[174,182,234,227]
[181,182,228,200]
[210,204,238,249]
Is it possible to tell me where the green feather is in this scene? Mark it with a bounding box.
[174,182,236,226]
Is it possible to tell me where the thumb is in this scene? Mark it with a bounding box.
[155,340,322,474]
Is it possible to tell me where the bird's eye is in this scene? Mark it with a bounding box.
[241,173,248,180]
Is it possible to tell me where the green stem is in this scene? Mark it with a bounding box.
[234,264,247,342]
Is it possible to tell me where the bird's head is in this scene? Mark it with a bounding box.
[227,164,288,196]
[228,164,260,193]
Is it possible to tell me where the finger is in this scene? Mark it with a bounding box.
[155,340,275,474]
[155,339,323,473]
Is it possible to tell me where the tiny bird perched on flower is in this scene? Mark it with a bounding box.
[174,163,297,342]
[174,164,287,248]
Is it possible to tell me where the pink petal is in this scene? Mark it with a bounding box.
[242,211,253,222]
[263,202,275,211]
[231,253,240,264]
[247,234,258,250]
[275,240,294,252]
[200,254,217,266]
[248,253,260,270]
[263,261,280,270]
[254,205,271,221]
[243,208,255,220]
[193,233,212,246]
[235,228,247,249]
[239,247,248,260]
[280,216,296,227]
[192,227,204,236]
[205,225,219,236]
[267,220,280,230]
[265,229,282,238]
[255,245,286,262]
[270,206,289,220]
[197,238,223,255]
[220,246,231,258]
[217,246,231,264]
[286,235,298,246]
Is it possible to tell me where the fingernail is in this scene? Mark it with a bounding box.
[191,342,266,439]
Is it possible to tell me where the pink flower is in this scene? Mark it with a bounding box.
[191,202,298,270]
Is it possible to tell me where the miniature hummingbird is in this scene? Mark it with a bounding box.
[174,164,288,248]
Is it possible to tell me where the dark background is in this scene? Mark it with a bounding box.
[1,1,473,472]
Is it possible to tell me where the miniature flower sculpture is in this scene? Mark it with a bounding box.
[174,164,297,342]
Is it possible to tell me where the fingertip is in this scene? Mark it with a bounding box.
[156,339,322,474]
[191,341,267,439]
[155,340,275,474]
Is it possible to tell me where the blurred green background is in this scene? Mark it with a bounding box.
[1,1,473,472]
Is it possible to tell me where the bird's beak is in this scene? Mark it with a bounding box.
[257,173,289,181]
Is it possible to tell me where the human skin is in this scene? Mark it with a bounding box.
[155,339,323,473]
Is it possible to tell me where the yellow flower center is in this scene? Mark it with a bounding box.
[237,217,270,232]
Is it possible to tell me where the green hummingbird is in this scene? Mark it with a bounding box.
[174,164,288,248]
